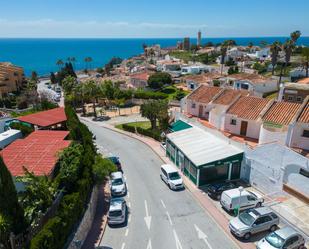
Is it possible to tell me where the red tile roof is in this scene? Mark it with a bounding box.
[17,107,67,127]
[227,96,271,120]
[213,89,249,105]
[1,130,71,176]
[130,72,150,81]
[187,86,222,104]
[228,73,274,84]
[262,102,302,125]
[298,99,309,123]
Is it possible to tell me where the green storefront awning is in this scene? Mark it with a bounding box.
[170,120,192,132]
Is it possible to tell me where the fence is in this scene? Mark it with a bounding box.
[9,190,64,249]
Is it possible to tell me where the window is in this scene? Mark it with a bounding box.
[296,96,303,102]
[247,195,256,201]
[191,103,196,109]
[302,129,309,138]
[271,213,278,219]
[190,83,194,90]
[230,119,237,125]
[300,168,309,178]
[284,236,299,246]
[288,95,294,101]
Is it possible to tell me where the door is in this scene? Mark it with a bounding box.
[198,105,203,117]
[240,121,248,136]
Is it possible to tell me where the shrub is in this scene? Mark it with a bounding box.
[10,122,34,137]
[136,127,162,141]
[122,124,136,133]
[134,90,167,100]
[92,156,117,183]
[148,72,172,89]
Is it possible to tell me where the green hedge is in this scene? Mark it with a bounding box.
[134,90,168,100]
[9,122,34,137]
[121,123,161,141]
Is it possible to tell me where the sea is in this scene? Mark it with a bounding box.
[0,37,309,76]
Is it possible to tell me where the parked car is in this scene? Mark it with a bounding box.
[108,156,122,172]
[220,188,264,212]
[107,197,127,225]
[229,207,279,240]
[110,171,127,197]
[55,86,61,93]
[256,226,305,249]
[207,182,238,200]
[160,164,184,190]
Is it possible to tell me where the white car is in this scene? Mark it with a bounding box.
[110,171,127,197]
[108,197,127,225]
[160,164,184,190]
[221,188,264,212]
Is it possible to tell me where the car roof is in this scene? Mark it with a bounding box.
[253,207,273,216]
[223,188,251,197]
[275,227,300,239]
[109,198,124,211]
[161,164,178,174]
[111,171,123,179]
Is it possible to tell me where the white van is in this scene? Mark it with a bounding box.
[220,188,264,212]
[160,164,184,190]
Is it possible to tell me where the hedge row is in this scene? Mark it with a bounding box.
[9,122,34,137]
[134,90,168,100]
[29,103,96,249]
[122,124,162,141]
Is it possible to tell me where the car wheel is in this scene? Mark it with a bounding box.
[270,225,277,232]
[244,233,251,240]
[256,202,262,208]
[168,183,172,190]
[216,194,221,200]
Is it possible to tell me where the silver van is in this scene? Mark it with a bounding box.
[229,207,279,240]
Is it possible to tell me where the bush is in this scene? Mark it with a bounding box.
[148,72,172,89]
[122,124,136,133]
[134,90,167,100]
[10,122,34,137]
[93,156,117,183]
[136,127,162,141]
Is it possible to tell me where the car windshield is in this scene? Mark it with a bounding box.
[169,172,180,180]
[265,232,285,248]
[112,178,123,186]
[239,212,255,226]
[109,210,122,217]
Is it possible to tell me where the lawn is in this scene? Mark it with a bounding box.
[115,121,151,130]
[159,85,190,100]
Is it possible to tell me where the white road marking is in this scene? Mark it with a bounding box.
[121,242,125,249]
[125,228,129,236]
[160,199,166,209]
[194,224,213,249]
[146,239,152,249]
[144,200,152,230]
[166,211,173,225]
[173,229,183,249]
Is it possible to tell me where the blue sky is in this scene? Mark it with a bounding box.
[0,0,308,38]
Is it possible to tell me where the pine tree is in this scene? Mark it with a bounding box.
[0,156,26,235]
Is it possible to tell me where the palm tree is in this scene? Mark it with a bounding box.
[302,47,309,77]
[220,45,228,75]
[84,80,101,118]
[290,30,301,44]
[270,41,282,75]
[56,59,64,70]
[279,40,295,84]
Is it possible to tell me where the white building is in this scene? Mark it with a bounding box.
[0,129,22,149]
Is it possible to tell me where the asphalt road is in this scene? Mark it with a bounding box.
[85,120,239,249]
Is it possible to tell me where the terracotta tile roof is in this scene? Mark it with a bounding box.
[262,102,302,125]
[185,72,222,84]
[130,72,150,81]
[228,73,274,84]
[227,96,271,120]
[213,89,249,105]
[1,130,71,176]
[297,78,309,85]
[187,86,222,104]
[298,99,309,123]
[17,107,67,127]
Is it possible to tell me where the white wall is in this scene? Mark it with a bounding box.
[259,123,289,145]
[186,99,215,119]
[290,123,309,150]
[209,105,228,130]
[224,115,261,139]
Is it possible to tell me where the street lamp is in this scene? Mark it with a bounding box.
[238,186,244,217]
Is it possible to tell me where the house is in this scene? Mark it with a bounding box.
[227,73,278,97]
[129,72,150,89]
[278,82,309,103]
[209,89,249,130]
[185,86,223,119]
[184,72,222,90]
[243,143,309,201]
[17,107,67,130]
[156,60,182,72]
[246,47,270,60]
[224,96,272,139]
[290,67,309,80]
[0,129,22,149]
[166,125,243,186]
[1,130,71,191]
[290,97,309,150]
[0,62,25,97]
[181,65,207,75]
[259,101,303,146]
